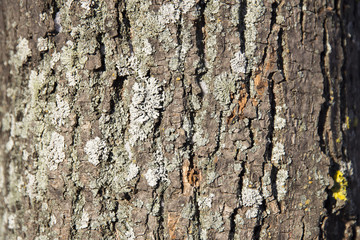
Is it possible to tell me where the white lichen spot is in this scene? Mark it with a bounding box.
[245,207,259,219]
[126,163,139,181]
[244,0,265,69]
[29,70,46,103]
[125,226,136,240]
[276,168,289,201]
[143,38,152,55]
[49,215,57,227]
[124,142,133,161]
[271,142,285,166]
[180,0,196,13]
[145,148,168,187]
[11,37,31,68]
[22,150,29,161]
[241,187,262,207]
[198,193,215,210]
[77,211,90,229]
[274,116,286,130]
[52,94,70,127]
[158,4,179,25]
[193,127,209,147]
[5,137,14,153]
[37,37,48,52]
[145,169,158,187]
[129,77,163,145]
[46,132,65,171]
[26,172,36,202]
[274,105,287,130]
[230,51,246,74]
[199,81,209,94]
[80,0,92,11]
[214,72,236,106]
[84,137,108,166]
[50,52,61,69]
[7,214,16,229]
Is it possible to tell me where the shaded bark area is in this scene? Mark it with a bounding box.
[0,0,359,239]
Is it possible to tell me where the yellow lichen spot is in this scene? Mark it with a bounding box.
[308,181,313,184]
[176,77,181,81]
[346,116,351,129]
[299,203,303,207]
[305,199,310,205]
[332,170,348,201]
[336,138,341,143]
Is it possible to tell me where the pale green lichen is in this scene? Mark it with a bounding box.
[37,37,48,52]
[84,137,109,166]
[126,163,139,181]
[241,186,263,207]
[77,211,90,230]
[276,168,289,201]
[51,95,71,127]
[214,72,236,107]
[129,76,164,145]
[244,0,265,70]
[45,132,65,171]
[158,3,180,25]
[198,193,215,210]
[145,148,168,187]
[271,142,285,166]
[230,51,246,75]
[245,207,259,219]
[10,37,32,69]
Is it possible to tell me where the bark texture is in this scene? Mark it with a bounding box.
[0,0,360,239]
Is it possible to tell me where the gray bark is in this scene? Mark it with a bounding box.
[0,0,360,239]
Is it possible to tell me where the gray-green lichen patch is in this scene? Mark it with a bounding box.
[84,137,109,166]
[276,168,289,201]
[145,147,168,187]
[271,142,285,166]
[244,0,265,70]
[230,51,246,75]
[126,163,140,181]
[129,76,164,145]
[51,94,71,127]
[213,72,236,108]
[274,104,287,130]
[9,37,32,70]
[45,132,65,171]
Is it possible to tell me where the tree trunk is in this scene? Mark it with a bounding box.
[1,0,359,239]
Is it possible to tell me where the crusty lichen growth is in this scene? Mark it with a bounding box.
[129,76,164,145]
[332,170,348,201]
[84,137,109,166]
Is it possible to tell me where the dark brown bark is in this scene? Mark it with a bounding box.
[0,0,359,239]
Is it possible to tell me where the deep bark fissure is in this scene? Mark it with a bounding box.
[238,0,247,53]
[261,1,278,66]
[318,19,330,155]
[299,0,304,44]
[95,34,106,72]
[265,72,275,163]
[227,161,245,239]
[120,0,133,53]
[276,28,286,83]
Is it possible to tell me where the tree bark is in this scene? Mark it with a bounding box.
[1,0,359,239]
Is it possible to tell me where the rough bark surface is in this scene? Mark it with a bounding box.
[0,0,359,239]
